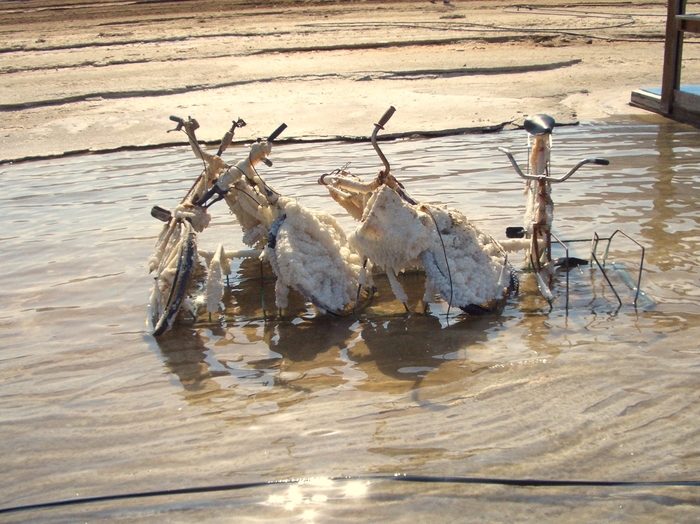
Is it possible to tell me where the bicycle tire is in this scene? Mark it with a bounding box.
[151,220,198,336]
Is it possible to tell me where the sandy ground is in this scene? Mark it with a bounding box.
[0,0,684,163]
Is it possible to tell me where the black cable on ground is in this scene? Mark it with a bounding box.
[2,474,700,516]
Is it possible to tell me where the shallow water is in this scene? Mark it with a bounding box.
[2,115,700,522]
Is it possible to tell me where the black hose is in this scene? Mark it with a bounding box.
[3,474,699,515]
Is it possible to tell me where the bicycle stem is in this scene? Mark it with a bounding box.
[217,118,246,157]
[372,106,395,179]
[183,121,206,161]
[370,106,417,206]
[195,121,286,209]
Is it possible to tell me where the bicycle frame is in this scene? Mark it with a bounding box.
[498,116,609,273]
[153,115,370,327]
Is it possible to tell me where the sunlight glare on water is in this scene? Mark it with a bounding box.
[1,115,700,521]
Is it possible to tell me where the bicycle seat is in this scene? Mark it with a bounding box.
[524,114,555,136]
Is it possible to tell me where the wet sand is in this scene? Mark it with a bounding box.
[0,0,681,162]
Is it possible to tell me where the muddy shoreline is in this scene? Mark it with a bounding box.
[0,0,678,163]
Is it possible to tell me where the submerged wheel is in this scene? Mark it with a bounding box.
[151,220,198,336]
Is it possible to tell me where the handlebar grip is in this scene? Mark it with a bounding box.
[267,123,287,142]
[377,106,396,128]
[169,115,184,124]
[593,158,610,166]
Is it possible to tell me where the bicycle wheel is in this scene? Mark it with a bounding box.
[150,219,198,336]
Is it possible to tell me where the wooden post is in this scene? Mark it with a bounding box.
[661,0,687,115]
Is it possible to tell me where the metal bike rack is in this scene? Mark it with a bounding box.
[528,230,650,311]
[590,229,648,308]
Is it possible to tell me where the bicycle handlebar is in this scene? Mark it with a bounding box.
[551,157,609,182]
[169,115,197,134]
[498,147,609,183]
[195,184,227,208]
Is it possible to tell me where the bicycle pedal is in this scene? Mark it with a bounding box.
[554,256,589,269]
[506,226,526,239]
[151,205,172,222]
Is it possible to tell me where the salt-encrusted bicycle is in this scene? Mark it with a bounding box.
[217,128,365,318]
[319,107,516,315]
[149,116,365,335]
[149,116,248,336]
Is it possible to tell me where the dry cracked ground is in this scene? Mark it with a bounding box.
[0,0,694,162]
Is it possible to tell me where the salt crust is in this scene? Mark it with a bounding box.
[149,219,194,325]
[205,244,225,314]
[214,146,365,313]
[524,134,554,236]
[350,186,430,276]
[174,203,211,233]
[331,183,508,308]
[421,204,506,307]
[264,198,363,312]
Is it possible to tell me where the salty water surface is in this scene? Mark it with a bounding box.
[2,116,700,522]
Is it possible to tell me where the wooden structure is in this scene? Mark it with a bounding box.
[631,0,700,125]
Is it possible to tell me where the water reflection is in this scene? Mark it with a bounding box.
[155,324,239,408]
[154,318,359,416]
[645,122,698,269]
[353,315,495,391]
[156,308,525,409]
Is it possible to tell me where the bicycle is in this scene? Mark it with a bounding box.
[148,115,250,336]
[320,107,516,316]
[150,116,367,335]
[216,130,366,317]
[497,113,633,306]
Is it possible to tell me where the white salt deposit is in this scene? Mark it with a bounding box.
[173,203,211,233]
[322,173,511,310]
[523,134,554,235]
[523,181,553,236]
[420,205,507,307]
[264,198,363,313]
[349,186,430,275]
[205,244,225,314]
[216,142,367,314]
[529,134,551,178]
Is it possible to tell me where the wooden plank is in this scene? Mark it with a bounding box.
[674,89,700,113]
[630,89,662,113]
[677,14,700,33]
[633,0,700,126]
